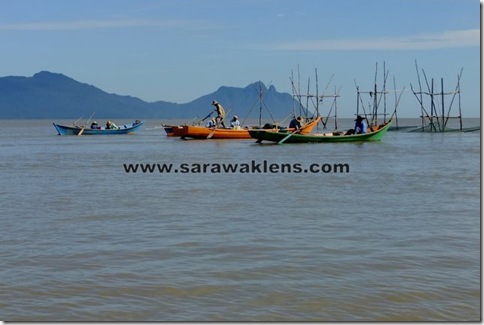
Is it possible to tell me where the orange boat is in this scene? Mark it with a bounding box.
[176,116,321,139]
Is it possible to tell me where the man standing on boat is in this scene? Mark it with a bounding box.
[212,100,226,128]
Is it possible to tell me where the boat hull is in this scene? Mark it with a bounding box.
[53,121,144,135]
[249,120,392,143]
[179,125,252,139]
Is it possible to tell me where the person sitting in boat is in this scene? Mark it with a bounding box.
[354,115,368,134]
[212,100,226,128]
[106,120,119,130]
[90,121,101,129]
[230,115,241,128]
[289,116,305,130]
[206,117,216,128]
[345,115,368,135]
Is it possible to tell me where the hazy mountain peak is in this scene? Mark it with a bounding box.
[0,71,296,119]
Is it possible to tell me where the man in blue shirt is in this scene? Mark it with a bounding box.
[230,115,241,128]
[354,115,367,134]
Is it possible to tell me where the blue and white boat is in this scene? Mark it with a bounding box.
[53,120,144,135]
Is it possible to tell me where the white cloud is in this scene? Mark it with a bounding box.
[264,29,480,51]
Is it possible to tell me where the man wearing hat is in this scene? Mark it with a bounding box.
[289,116,305,130]
[205,117,216,128]
[354,115,368,134]
[212,100,226,128]
[230,115,240,128]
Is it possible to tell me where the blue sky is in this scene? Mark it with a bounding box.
[0,0,480,117]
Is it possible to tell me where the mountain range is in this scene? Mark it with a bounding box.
[0,71,298,119]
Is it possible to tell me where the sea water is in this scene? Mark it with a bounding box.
[0,119,480,321]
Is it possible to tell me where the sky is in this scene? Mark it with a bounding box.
[0,0,480,117]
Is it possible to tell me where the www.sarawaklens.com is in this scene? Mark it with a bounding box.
[123,160,350,174]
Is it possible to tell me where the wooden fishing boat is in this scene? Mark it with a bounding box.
[53,120,144,135]
[176,116,321,139]
[249,119,392,144]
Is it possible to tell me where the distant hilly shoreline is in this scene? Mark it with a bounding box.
[0,71,297,119]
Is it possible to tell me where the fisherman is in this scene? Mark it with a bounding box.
[345,115,368,135]
[354,115,368,134]
[212,100,226,128]
[90,121,101,129]
[206,117,216,128]
[106,120,119,130]
[230,115,240,128]
[289,116,304,130]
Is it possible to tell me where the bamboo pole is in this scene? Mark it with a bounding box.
[458,73,463,130]
[373,62,378,125]
[258,81,262,127]
[298,65,302,116]
[334,86,339,130]
[415,60,425,129]
[315,68,320,129]
[306,76,310,119]
[383,65,389,123]
[393,75,398,129]
[422,70,440,132]
[356,85,360,116]
[441,78,445,131]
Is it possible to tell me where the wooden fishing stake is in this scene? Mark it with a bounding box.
[360,61,391,125]
[354,61,399,128]
[411,61,463,132]
[441,78,445,130]
[444,68,464,130]
[241,81,278,128]
[315,68,319,119]
[322,85,341,130]
[290,67,339,130]
[290,68,309,118]
[258,81,263,127]
[392,76,405,129]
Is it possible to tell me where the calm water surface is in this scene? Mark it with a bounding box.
[0,119,480,321]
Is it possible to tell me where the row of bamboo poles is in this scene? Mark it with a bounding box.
[289,60,464,132]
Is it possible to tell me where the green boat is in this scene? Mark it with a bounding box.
[249,119,392,144]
